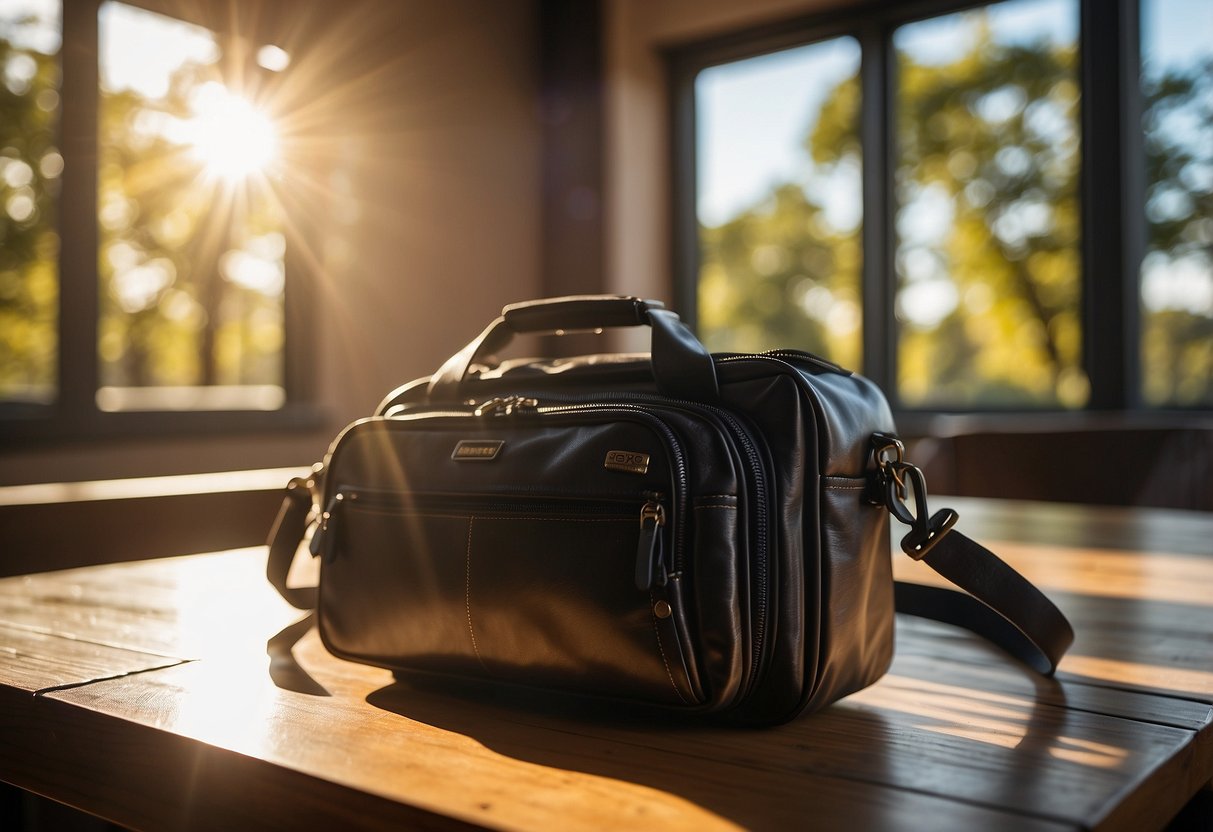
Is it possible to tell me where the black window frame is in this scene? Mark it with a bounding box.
[667,0,1199,426]
[0,0,323,445]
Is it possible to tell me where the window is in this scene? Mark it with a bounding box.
[0,0,60,405]
[893,1,1083,408]
[1140,0,1213,407]
[695,37,862,370]
[1,0,313,438]
[97,2,285,411]
[672,0,1212,414]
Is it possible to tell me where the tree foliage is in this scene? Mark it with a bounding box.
[0,33,58,401]
[698,70,862,371]
[1,17,284,402]
[698,22,1211,409]
[1141,57,1213,406]
[889,34,1083,407]
[97,61,285,390]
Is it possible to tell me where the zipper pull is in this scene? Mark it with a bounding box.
[635,495,667,591]
[473,397,508,416]
[308,492,348,561]
[473,395,539,416]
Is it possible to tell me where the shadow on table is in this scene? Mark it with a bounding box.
[266,612,330,696]
[361,664,1071,828]
[363,674,848,826]
[260,606,1118,825]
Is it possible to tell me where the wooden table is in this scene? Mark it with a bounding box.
[0,498,1210,830]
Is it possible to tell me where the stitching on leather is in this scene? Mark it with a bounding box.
[650,592,688,705]
[693,504,738,510]
[696,494,737,501]
[823,476,867,490]
[465,517,487,671]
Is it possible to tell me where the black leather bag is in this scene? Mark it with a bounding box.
[268,295,1073,725]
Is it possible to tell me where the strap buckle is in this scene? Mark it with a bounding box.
[871,433,958,560]
[283,462,324,516]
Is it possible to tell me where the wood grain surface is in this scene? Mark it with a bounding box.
[0,499,1210,831]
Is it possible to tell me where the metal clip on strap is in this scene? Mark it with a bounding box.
[872,433,1074,675]
[872,434,959,559]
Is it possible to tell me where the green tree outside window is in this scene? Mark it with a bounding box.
[0,2,60,403]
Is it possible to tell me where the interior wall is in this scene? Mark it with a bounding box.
[0,0,541,485]
[602,0,849,316]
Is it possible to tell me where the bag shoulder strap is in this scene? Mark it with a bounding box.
[266,474,318,610]
[873,434,1074,675]
[893,532,1074,674]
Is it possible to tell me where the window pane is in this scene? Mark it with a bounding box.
[0,0,60,404]
[1140,0,1213,408]
[893,0,1085,408]
[695,37,862,369]
[97,2,285,411]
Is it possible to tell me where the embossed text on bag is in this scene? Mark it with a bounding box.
[452,440,505,461]
[604,450,650,475]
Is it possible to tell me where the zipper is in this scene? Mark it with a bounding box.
[685,402,771,686]
[308,491,346,561]
[471,396,539,416]
[485,390,773,690]
[716,348,850,376]
[332,487,641,515]
[327,405,689,582]
[373,353,817,694]
[635,492,667,591]
[341,393,772,689]
[309,486,668,580]
[530,402,689,588]
[600,394,771,686]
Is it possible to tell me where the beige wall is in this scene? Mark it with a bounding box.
[603,0,846,315]
[1,1,541,485]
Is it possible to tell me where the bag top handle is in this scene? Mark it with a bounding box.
[502,295,663,333]
[426,295,720,402]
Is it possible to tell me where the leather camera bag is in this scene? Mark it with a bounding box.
[268,295,1073,725]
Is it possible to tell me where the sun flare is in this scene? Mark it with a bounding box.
[185,82,279,182]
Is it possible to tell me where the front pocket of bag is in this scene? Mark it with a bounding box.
[319,493,703,707]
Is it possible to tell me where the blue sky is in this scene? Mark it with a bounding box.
[695,36,860,228]
[695,0,1211,229]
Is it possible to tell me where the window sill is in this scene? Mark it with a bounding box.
[0,402,331,448]
[893,408,1213,439]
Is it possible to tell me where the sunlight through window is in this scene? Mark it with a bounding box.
[893,0,1085,409]
[184,82,279,183]
[96,2,287,410]
[694,37,863,368]
[1140,0,1213,407]
[0,0,61,404]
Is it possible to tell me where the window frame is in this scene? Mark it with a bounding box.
[667,0,1182,423]
[0,0,322,445]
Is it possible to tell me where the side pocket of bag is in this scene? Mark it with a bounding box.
[802,476,895,711]
[690,494,748,709]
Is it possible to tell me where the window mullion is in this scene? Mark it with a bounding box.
[860,22,893,396]
[1080,0,1139,409]
[1117,0,1145,409]
[669,54,700,331]
[56,0,102,422]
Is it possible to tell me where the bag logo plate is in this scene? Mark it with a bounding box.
[604,450,650,475]
[452,440,504,461]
